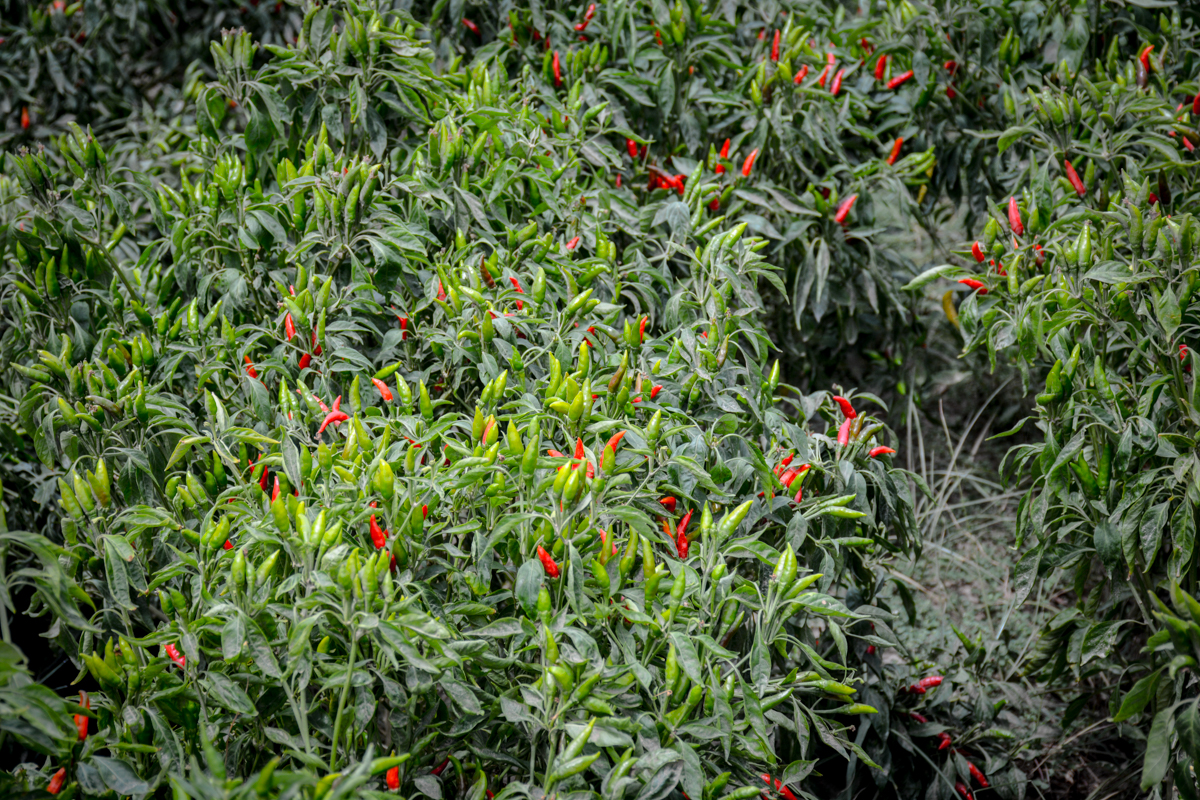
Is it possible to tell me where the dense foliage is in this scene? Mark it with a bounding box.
[5,0,1200,798]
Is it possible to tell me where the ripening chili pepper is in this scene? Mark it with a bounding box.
[762,775,798,800]
[833,194,857,225]
[887,137,903,165]
[968,763,988,788]
[815,65,830,87]
[318,409,350,435]
[431,758,451,777]
[741,149,758,177]
[372,377,394,402]
[462,18,480,34]
[837,417,852,446]
[887,70,914,89]
[1064,159,1086,197]
[272,476,281,503]
[387,766,400,790]
[958,278,987,294]
[793,64,809,84]
[21,107,30,130]
[868,446,895,458]
[873,55,887,80]
[537,545,560,578]
[47,768,66,795]
[937,732,952,750]
[909,712,928,723]
[830,69,844,95]
[627,138,639,159]
[771,29,780,62]
[566,236,580,250]
[370,515,386,549]
[660,496,677,513]
[437,281,447,302]
[553,51,563,86]
[1007,196,1023,234]
[285,313,296,340]
[971,241,985,263]
[244,355,258,378]
[166,643,186,668]
[1140,45,1153,73]
[832,395,857,419]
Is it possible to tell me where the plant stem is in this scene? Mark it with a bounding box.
[329,627,359,771]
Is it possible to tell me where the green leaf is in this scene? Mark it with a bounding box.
[1141,708,1173,790]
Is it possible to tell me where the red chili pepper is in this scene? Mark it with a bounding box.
[720,138,731,159]
[873,54,887,80]
[918,675,944,689]
[370,515,386,549]
[832,395,857,419]
[968,763,988,788]
[74,709,88,741]
[285,313,296,340]
[371,377,393,402]
[431,758,451,777]
[537,545,560,578]
[774,454,795,475]
[741,149,758,177]
[585,3,596,20]
[387,766,401,790]
[566,236,580,250]
[945,85,956,100]
[830,69,844,95]
[1148,192,1159,205]
[333,395,342,412]
[47,768,66,795]
[761,775,798,800]
[638,315,648,342]
[616,174,623,187]
[1007,196,1023,234]
[605,431,627,453]
[815,65,830,87]
[676,509,694,546]
[462,18,480,34]
[793,64,809,84]
[627,138,639,159]
[298,353,312,370]
[837,417,852,446]
[312,328,324,354]
[1186,137,1195,153]
[553,51,563,86]
[770,29,780,62]
[954,781,972,800]
[1194,92,1200,116]
[649,384,662,400]
[826,51,835,66]
[21,107,30,130]
[909,712,928,723]
[860,38,873,54]
[1140,44,1153,73]
[1064,159,1086,197]
[676,528,689,558]
[971,241,985,263]
[833,194,857,225]
[260,463,271,492]
[937,732,953,750]
[318,409,350,435]
[887,70,914,89]
[224,538,234,550]
[866,645,876,654]
[244,355,258,379]
[958,278,987,294]
[660,496,677,513]
[944,59,957,74]
[574,437,586,460]
[868,446,895,458]
[272,476,281,503]
[887,137,903,165]
[166,643,186,668]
